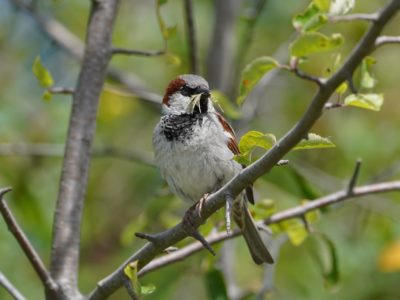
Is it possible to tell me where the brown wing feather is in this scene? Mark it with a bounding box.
[216,113,255,204]
[216,113,240,155]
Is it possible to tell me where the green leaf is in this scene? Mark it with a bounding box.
[307,233,340,290]
[235,131,276,165]
[329,0,355,16]
[293,133,336,150]
[124,261,139,295]
[314,0,330,12]
[140,284,156,296]
[292,3,328,32]
[158,0,167,5]
[344,93,384,111]
[290,32,343,58]
[42,90,53,102]
[251,199,276,219]
[211,90,241,119]
[165,53,181,66]
[237,57,279,105]
[360,56,376,90]
[205,269,228,300]
[282,219,309,246]
[32,56,54,88]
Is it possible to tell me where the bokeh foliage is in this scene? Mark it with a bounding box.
[0,0,400,299]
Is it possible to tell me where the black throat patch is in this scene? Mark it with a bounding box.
[161,113,204,141]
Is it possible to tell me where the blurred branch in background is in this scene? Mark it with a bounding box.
[0,188,58,294]
[206,0,243,93]
[7,0,163,106]
[183,0,199,74]
[0,271,26,300]
[0,143,155,167]
[375,35,400,48]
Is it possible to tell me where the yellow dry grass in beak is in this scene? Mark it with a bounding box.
[186,93,203,114]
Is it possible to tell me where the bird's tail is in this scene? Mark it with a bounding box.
[232,198,274,264]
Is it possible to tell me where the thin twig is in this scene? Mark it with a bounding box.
[266,181,400,224]
[111,47,165,56]
[348,159,362,195]
[0,143,155,167]
[330,13,378,23]
[183,0,199,74]
[48,86,75,95]
[0,188,58,293]
[0,271,27,300]
[375,36,400,48]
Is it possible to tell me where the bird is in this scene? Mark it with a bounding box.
[152,74,274,264]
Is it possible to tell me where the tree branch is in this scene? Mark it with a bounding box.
[111,47,165,56]
[0,188,58,294]
[183,0,199,74]
[330,13,378,22]
[375,35,400,48]
[0,271,26,300]
[86,2,400,299]
[49,0,120,297]
[0,143,155,167]
[7,0,162,106]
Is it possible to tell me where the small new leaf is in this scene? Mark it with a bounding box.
[294,133,336,150]
[235,131,276,164]
[237,57,279,105]
[292,3,328,32]
[290,32,343,58]
[282,219,309,246]
[360,56,377,90]
[329,0,355,16]
[344,93,383,111]
[32,56,54,88]
[124,261,139,295]
[140,284,156,295]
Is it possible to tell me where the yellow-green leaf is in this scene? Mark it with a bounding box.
[344,93,383,111]
[211,90,241,119]
[329,0,355,16]
[294,133,336,150]
[42,90,53,102]
[314,0,330,12]
[251,199,276,220]
[292,3,328,32]
[32,56,54,88]
[237,57,279,105]
[166,53,181,66]
[360,56,376,90]
[290,32,343,58]
[140,284,156,295]
[235,131,277,165]
[282,219,309,246]
[124,261,139,294]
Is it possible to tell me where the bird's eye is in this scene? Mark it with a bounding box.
[180,85,195,96]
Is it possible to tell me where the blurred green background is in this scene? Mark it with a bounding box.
[1,0,400,299]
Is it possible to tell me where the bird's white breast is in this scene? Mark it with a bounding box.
[153,113,241,203]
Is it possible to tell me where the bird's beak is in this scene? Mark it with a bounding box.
[187,88,210,114]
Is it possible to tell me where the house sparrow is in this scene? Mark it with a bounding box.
[153,74,273,264]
